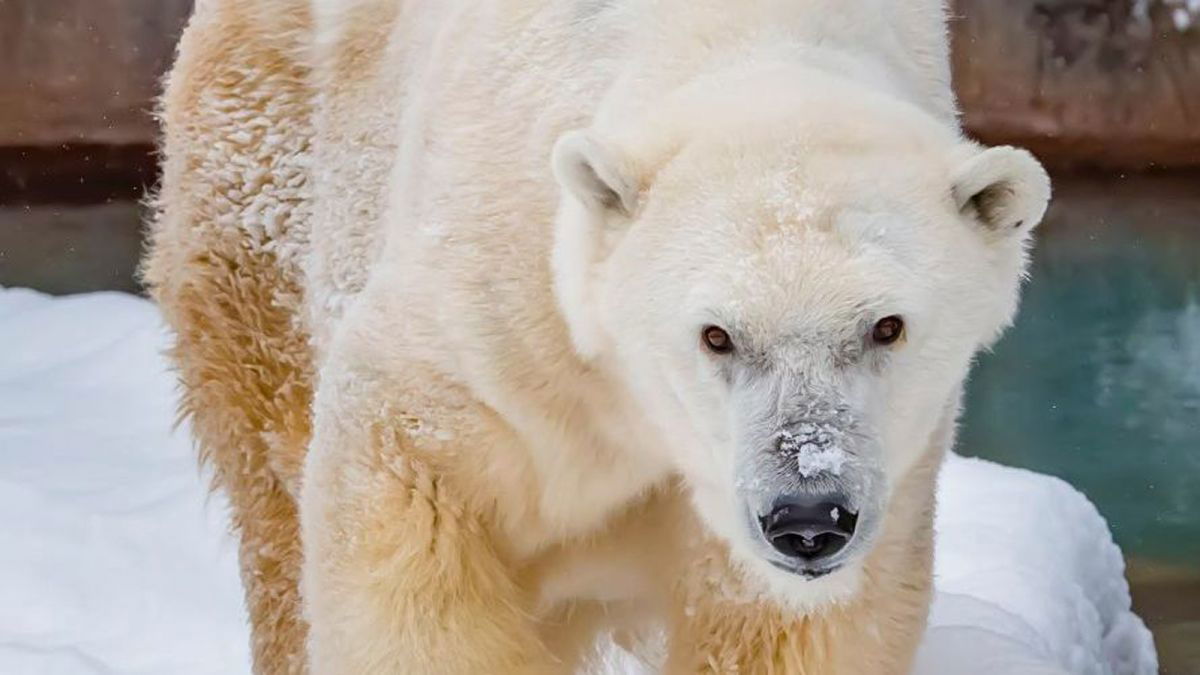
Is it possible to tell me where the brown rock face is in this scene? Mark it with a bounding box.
[1,0,1196,169]
[953,0,1200,169]
[0,0,192,146]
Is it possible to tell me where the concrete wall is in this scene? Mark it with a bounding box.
[1,0,1198,293]
[954,0,1200,169]
[0,0,192,146]
[1,0,1197,162]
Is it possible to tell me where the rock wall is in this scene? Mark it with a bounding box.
[0,0,193,146]
[0,0,1196,168]
[1,0,1197,291]
[953,0,1200,169]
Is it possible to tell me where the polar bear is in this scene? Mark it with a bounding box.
[144,0,1051,673]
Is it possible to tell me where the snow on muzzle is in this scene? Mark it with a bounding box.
[735,397,886,576]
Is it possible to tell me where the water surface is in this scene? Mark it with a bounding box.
[960,173,1200,567]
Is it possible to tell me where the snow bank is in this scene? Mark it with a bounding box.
[0,289,249,675]
[0,289,1157,674]
[917,457,1158,675]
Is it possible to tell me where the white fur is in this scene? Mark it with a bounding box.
[292,0,1051,669]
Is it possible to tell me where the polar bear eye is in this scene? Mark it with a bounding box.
[872,316,905,346]
[702,325,734,354]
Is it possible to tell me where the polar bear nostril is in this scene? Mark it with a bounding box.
[773,531,846,560]
[760,499,858,562]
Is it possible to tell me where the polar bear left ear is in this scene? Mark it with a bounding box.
[952,146,1051,237]
[549,131,641,360]
[552,131,639,217]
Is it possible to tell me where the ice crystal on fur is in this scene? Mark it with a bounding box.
[776,427,849,478]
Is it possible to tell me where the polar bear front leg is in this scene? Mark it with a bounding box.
[299,388,559,675]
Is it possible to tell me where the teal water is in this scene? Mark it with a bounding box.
[959,174,1200,568]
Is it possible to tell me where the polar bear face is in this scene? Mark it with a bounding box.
[551,100,1049,601]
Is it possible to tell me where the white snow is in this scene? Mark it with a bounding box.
[776,427,849,478]
[915,457,1159,675]
[793,445,847,478]
[0,288,1157,674]
[0,289,250,675]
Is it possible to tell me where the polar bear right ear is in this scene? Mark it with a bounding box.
[951,146,1051,238]
[552,131,639,217]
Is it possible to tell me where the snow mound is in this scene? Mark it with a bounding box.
[0,289,1157,674]
[0,289,249,675]
[917,456,1158,675]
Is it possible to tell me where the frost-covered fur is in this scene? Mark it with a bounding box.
[144,1,1050,673]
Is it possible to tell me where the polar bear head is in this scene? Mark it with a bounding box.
[550,71,1050,602]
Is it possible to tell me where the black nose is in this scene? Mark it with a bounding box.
[759,497,858,562]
